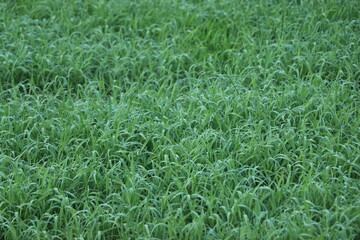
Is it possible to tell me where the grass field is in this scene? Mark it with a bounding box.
[0,0,359,239]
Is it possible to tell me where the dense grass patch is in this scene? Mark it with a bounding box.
[0,0,359,239]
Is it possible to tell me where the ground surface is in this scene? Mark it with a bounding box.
[0,0,359,239]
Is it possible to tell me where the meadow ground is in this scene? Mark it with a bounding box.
[0,0,359,239]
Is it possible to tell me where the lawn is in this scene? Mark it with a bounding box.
[0,0,359,239]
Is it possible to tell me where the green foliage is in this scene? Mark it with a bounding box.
[0,0,359,239]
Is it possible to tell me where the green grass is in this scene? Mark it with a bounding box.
[0,0,359,239]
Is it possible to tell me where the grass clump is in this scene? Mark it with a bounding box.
[0,0,359,239]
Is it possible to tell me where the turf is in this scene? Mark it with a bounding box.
[0,0,359,239]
